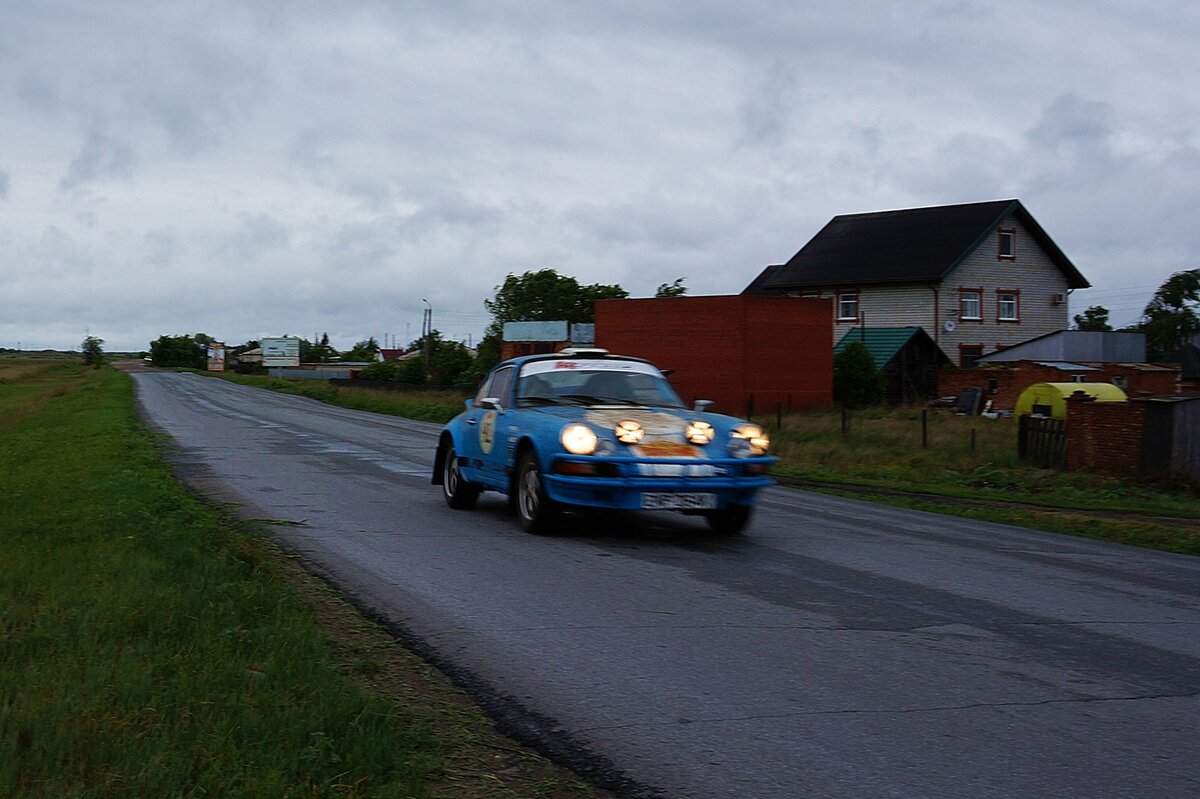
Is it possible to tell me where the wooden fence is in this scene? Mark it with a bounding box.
[1018,415,1067,469]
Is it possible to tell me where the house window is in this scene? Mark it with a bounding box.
[837,292,859,321]
[987,378,999,395]
[1112,375,1128,390]
[997,290,1020,322]
[959,344,983,368]
[1071,374,1087,383]
[959,289,981,320]
[998,228,1016,260]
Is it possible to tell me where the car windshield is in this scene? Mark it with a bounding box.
[515,362,686,409]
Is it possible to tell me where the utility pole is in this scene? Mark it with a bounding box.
[421,299,432,364]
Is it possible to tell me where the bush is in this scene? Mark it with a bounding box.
[833,341,885,409]
[358,360,400,381]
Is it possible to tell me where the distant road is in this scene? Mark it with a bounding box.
[128,368,1200,799]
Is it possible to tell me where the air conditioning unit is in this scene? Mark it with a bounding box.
[1052,292,1067,305]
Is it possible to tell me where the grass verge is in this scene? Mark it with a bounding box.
[0,362,602,798]
[209,371,466,425]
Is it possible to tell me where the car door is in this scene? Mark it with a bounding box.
[459,365,515,490]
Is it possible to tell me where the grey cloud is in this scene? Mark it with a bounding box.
[215,213,291,263]
[144,229,180,267]
[737,61,798,149]
[0,169,9,198]
[16,72,58,112]
[60,129,136,189]
[1027,94,1116,151]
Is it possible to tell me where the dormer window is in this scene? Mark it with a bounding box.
[998,228,1016,260]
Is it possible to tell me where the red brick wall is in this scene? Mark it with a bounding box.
[594,295,833,415]
[1065,392,1145,477]
[940,363,1180,410]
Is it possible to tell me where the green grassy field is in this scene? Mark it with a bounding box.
[0,360,600,798]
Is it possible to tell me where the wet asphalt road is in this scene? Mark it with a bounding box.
[130,370,1200,799]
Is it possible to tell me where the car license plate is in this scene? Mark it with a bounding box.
[641,492,717,510]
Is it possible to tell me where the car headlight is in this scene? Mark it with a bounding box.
[732,424,770,456]
[685,420,715,445]
[614,420,644,444]
[561,423,598,455]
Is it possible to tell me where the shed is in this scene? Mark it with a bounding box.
[834,326,950,404]
[1015,382,1127,418]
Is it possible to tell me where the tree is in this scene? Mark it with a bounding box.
[655,277,688,297]
[478,269,628,371]
[149,334,207,368]
[81,335,105,367]
[1073,306,1112,332]
[298,333,337,363]
[344,337,381,362]
[403,331,474,388]
[1138,269,1200,361]
[833,341,885,409]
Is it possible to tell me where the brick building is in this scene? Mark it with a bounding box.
[594,295,832,415]
[939,361,1179,411]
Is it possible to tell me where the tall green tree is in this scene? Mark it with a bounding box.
[81,335,105,367]
[1073,305,1112,331]
[833,341,886,409]
[402,331,475,388]
[1139,269,1200,361]
[149,334,207,368]
[477,268,628,370]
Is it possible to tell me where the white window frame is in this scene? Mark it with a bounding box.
[837,292,859,321]
[997,291,1019,322]
[960,290,981,320]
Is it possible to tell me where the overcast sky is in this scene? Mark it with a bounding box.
[2,1,1197,352]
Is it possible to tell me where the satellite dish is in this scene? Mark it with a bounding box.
[944,320,958,333]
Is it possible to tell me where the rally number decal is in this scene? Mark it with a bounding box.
[479,411,497,454]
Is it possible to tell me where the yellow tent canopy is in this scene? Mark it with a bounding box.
[1015,382,1127,419]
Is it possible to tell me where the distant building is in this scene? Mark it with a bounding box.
[976,330,1147,364]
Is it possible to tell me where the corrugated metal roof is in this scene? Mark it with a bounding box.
[834,326,924,369]
[1033,361,1100,371]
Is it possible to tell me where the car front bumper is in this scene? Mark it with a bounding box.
[541,454,776,510]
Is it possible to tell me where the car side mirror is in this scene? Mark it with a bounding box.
[693,399,713,413]
[479,397,504,411]
[464,399,474,410]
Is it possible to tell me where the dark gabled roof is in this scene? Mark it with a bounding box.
[741,263,784,296]
[745,199,1090,292]
[833,326,950,369]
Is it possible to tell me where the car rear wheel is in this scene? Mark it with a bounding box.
[442,443,480,510]
[515,451,559,535]
[706,504,752,536]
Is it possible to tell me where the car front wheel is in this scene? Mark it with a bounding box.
[442,443,480,510]
[706,504,752,536]
[515,451,559,535]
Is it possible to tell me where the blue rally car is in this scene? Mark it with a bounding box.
[432,349,776,535]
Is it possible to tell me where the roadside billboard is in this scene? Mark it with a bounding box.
[206,341,226,371]
[261,336,301,367]
[503,321,569,341]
